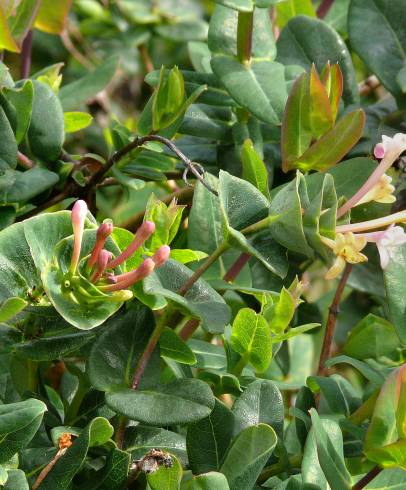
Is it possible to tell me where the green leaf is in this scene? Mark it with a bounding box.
[397,65,406,93]
[0,398,47,463]
[8,0,40,46]
[343,314,401,360]
[159,327,197,365]
[384,243,406,344]
[106,379,215,425]
[230,308,272,372]
[325,355,386,386]
[348,0,406,99]
[169,249,208,264]
[147,454,182,490]
[232,379,284,438]
[0,297,27,322]
[220,424,277,490]
[143,259,231,334]
[302,412,349,489]
[219,170,269,231]
[267,287,295,333]
[187,399,234,473]
[365,365,406,468]
[269,172,313,257]
[34,0,72,34]
[153,66,185,131]
[27,80,64,162]
[281,73,312,171]
[15,325,94,360]
[241,139,270,199]
[87,448,130,490]
[3,470,28,490]
[277,15,359,104]
[63,112,93,133]
[0,106,17,170]
[276,0,316,28]
[0,168,59,204]
[39,417,114,489]
[59,56,119,111]
[2,80,34,144]
[211,56,287,125]
[214,0,254,12]
[183,472,230,489]
[188,339,227,370]
[308,409,352,490]
[0,7,19,52]
[88,304,159,391]
[293,109,365,172]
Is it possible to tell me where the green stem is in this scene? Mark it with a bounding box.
[258,453,302,483]
[27,360,38,392]
[115,416,127,449]
[241,214,281,235]
[237,11,254,64]
[232,353,249,377]
[178,242,229,296]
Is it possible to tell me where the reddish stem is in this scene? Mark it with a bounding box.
[223,253,251,282]
[352,466,382,490]
[317,263,352,376]
[179,319,200,341]
[317,0,334,18]
[21,31,33,79]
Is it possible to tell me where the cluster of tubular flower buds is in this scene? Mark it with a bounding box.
[69,200,170,298]
[322,133,406,279]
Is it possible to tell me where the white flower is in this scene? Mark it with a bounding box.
[361,225,406,269]
[374,133,406,159]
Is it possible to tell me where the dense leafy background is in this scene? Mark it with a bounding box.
[0,0,405,489]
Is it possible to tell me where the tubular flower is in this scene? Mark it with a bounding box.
[337,133,406,218]
[357,225,406,269]
[87,221,113,269]
[68,205,170,300]
[355,174,396,206]
[321,233,368,280]
[70,200,88,274]
[107,221,155,269]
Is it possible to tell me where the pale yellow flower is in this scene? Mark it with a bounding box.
[321,233,368,280]
[355,174,396,206]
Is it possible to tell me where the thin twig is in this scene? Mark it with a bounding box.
[17,134,210,221]
[32,434,72,489]
[138,44,154,73]
[352,466,382,490]
[131,310,169,390]
[178,319,200,341]
[178,242,229,296]
[317,263,352,377]
[317,0,334,18]
[21,30,33,79]
[223,253,251,282]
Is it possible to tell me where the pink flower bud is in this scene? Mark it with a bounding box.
[374,143,385,159]
[151,245,170,267]
[101,258,155,291]
[90,249,112,283]
[70,200,88,274]
[88,221,113,269]
[107,221,155,269]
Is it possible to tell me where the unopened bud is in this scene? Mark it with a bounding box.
[107,221,155,269]
[101,258,155,291]
[70,200,88,274]
[91,249,112,283]
[151,245,170,267]
[88,221,114,269]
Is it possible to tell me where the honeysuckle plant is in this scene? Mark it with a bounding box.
[0,1,406,490]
